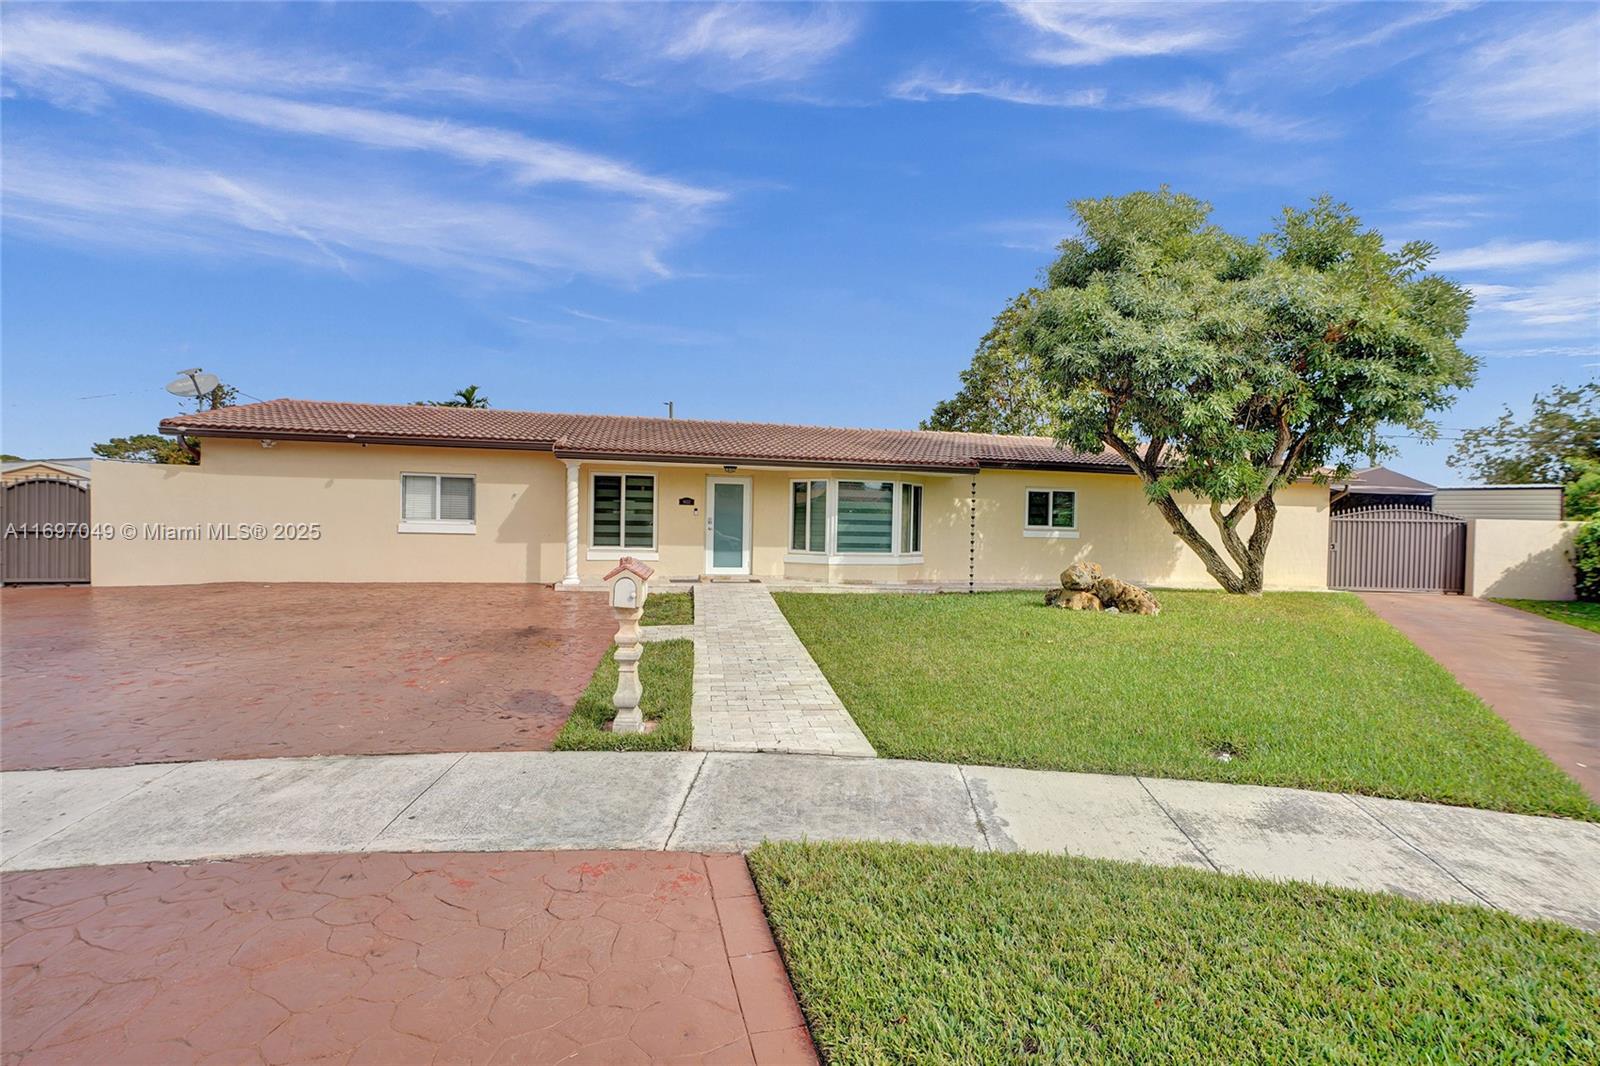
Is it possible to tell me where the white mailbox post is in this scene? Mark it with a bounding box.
[603,557,654,734]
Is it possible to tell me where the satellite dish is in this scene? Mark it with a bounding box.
[166,370,221,398]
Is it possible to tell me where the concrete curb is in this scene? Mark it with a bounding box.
[4,751,1598,930]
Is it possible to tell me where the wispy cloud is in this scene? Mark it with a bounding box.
[1003,2,1234,66]
[663,4,860,84]
[2,150,692,286]
[2,12,722,208]
[1433,239,1590,272]
[536,2,861,90]
[0,11,728,287]
[1466,269,1600,330]
[890,71,1314,140]
[890,72,1105,109]
[1428,10,1600,130]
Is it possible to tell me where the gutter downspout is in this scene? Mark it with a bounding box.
[176,433,200,462]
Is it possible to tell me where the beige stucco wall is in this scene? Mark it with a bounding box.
[91,442,566,586]
[92,441,1331,591]
[1465,519,1578,600]
[924,469,1330,590]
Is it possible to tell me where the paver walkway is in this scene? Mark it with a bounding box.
[1360,593,1600,804]
[663,583,874,757]
[6,752,1597,931]
[0,850,817,1065]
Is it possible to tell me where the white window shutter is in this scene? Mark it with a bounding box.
[403,475,437,521]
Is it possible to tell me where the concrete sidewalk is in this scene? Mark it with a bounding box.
[4,752,1598,930]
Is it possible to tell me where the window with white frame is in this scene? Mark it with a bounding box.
[400,473,475,532]
[592,473,655,549]
[789,477,923,557]
[900,483,922,553]
[1025,488,1076,531]
[790,479,828,553]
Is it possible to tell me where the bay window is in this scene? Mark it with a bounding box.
[788,477,923,559]
[790,479,828,553]
[900,483,922,554]
[837,480,895,553]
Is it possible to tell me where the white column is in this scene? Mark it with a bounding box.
[562,459,581,585]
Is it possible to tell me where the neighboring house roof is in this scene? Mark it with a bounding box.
[161,399,1130,474]
[1339,466,1436,494]
[2,458,93,478]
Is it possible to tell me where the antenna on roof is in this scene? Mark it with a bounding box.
[165,369,219,399]
[663,401,674,420]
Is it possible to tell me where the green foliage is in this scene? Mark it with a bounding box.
[417,384,491,408]
[1563,455,1600,521]
[1019,188,1477,592]
[1449,382,1599,485]
[773,589,1595,819]
[552,639,693,751]
[1492,598,1600,634]
[0,454,24,462]
[91,433,195,464]
[750,841,1600,1066]
[1574,521,1600,603]
[922,290,1061,435]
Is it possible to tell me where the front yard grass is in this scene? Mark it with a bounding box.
[641,590,693,626]
[749,841,1600,1065]
[552,638,692,751]
[773,589,1596,819]
[1492,597,1600,634]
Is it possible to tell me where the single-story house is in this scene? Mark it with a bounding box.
[86,398,1332,589]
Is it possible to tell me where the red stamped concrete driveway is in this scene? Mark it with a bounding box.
[1361,593,1600,803]
[0,851,816,1066]
[1,584,616,771]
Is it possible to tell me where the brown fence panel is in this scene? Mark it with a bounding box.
[1,478,91,584]
[1328,505,1466,593]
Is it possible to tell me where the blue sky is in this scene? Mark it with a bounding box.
[3,1,1596,484]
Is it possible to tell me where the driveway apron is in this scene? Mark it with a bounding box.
[1360,593,1600,804]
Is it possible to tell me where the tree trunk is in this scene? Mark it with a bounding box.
[1148,494,1251,593]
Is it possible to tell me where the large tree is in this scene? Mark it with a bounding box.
[1446,382,1599,486]
[922,290,1060,435]
[1017,189,1476,593]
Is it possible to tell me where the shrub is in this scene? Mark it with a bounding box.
[1574,521,1600,602]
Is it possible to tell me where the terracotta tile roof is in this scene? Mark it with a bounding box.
[161,399,1128,473]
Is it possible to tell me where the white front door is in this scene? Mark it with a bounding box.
[705,476,752,575]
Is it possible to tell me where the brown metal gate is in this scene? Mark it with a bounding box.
[1,478,91,585]
[1328,505,1466,593]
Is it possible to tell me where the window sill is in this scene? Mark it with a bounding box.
[587,547,660,561]
[785,553,925,566]
[398,521,475,535]
[1023,528,1080,539]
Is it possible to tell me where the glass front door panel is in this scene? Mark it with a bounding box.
[712,482,745,568]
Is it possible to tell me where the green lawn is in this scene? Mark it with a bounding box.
[773,589,1596,819]
[641,590,693,626]
[552,639,692,751]
[750,841,1600,1066]
[1492,598,1600,635]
